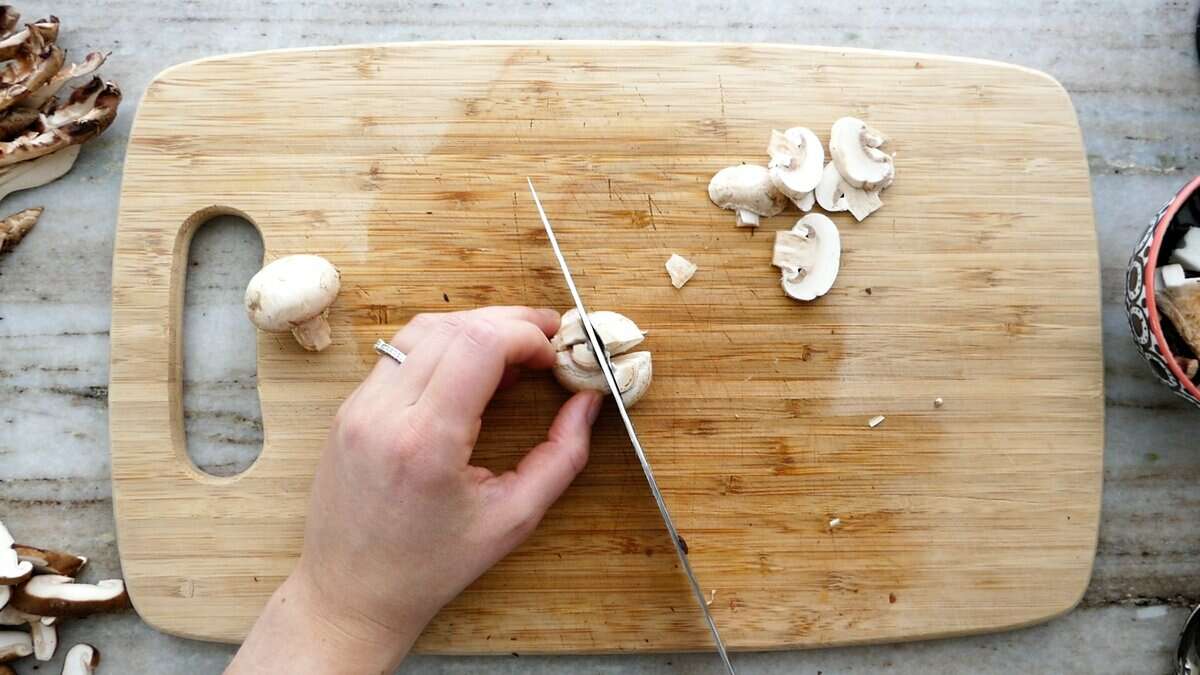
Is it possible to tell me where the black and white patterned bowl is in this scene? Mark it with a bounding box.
[1126,175,1200,406]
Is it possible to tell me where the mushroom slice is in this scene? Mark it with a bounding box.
[0,521,31,586]
[665,253,697,288]
[245,254,342,351]
[30,617,55,660]
[0,78,119,167]
[829,116,894,191]
[0,631,31,662]
[793,190,815,212]
[707,164,786,227]
[551,310,653,407]
[0,29,64,112]
[0,17,58,61]
[61,643,99,675]
[0,206,40,253]
[554,350,652,408]
[23,51,107,110]
[842,184,883,222]
[814,161,848,212]
[0,105,37,137]
[10,575,128,617]
[0,144,79,201]
[0,8,19,37]
[14,544,87,577]
[772,214,842,301]
[767,127,824,203]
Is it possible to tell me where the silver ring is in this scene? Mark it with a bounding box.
[374,339,406,364]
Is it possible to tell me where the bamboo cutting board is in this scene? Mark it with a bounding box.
[110,42,1103,652]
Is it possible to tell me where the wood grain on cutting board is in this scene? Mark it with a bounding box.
[109,42,1102,652]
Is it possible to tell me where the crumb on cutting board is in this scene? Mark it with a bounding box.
[868,415,885,428]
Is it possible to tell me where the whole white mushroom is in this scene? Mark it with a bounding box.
[244,254,341,351]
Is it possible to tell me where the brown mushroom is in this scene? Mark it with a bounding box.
[0,7,20,36]
[61,643,99,675]
[0,78,120,167]
[0,206,41,252]
[24,51,107,110]
[0,632,31,662]
[10,575,128,617]
[0,17,58,61]
[0,29,64,112]
[13,544,87,577]
[0,105,37,137]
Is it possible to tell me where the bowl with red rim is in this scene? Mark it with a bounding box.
[1127,175,1200,405]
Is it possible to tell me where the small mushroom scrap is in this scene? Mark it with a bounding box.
[767,127,823,209]
[0,205,39,253]
[245,254,341,351]
[10,575,128,618]
[552,309,653,407]
[707,164,786,227]
[772,213,842,301]
[664,253,697,288]
[0,520,32,585]
[61,643,99,675]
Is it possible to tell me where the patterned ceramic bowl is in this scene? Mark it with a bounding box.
[1127,175,1200,406]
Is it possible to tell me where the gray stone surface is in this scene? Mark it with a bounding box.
[1,0,1198,672]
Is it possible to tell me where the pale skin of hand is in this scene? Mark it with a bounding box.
[226,307,603,674]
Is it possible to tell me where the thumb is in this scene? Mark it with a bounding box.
[499,391,602,529]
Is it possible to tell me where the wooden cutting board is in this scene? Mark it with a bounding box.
[110,42,1103,652]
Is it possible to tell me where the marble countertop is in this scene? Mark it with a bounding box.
[1,1,1198,672]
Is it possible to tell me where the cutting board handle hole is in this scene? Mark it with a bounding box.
[180,211,264,479]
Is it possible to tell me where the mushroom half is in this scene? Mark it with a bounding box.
[772,213,842,301]
[245,254,342,351]
[551,309,653,407]
[767,127,824,207]
[707,164,786,227]
[829,116,894,191]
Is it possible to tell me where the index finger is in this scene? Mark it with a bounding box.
[416,317,555,428]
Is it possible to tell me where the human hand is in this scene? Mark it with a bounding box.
[227,306,602,674]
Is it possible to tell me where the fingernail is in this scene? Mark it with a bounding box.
[586,393,603,424]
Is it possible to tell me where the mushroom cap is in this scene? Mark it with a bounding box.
[829,117,894,191]
[707,164,786,217]
[553,309,645,354]
[244,254,341,331]
[0,631,32,662]
[768,127,824,198]
[61,643,99,675]
[814,161,848,212]
[772,214,842,301]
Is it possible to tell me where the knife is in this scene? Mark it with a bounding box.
[527,179,735,674]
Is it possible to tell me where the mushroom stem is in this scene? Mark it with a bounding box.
[290,314,332,352]
[736,209,759,227]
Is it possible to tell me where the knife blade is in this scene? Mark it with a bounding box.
[527,178,735,674]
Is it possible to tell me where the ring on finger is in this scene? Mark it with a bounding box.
[374,338,407,365]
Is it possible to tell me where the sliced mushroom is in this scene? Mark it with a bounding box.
[61,643,99,675]
[0,30,64,112]
[0,603,56,660]
[707,164,786,227]
[0,521,31,586]
[842,184,883,222]
[245,254,341,351]
[793,190,815,212]
[10,575,128,617]
[814,161,848,212]
[552,309,652,407]
[0,105,36,137]
[0,145,79,202]
[664,253,697,288]
[24,51,107,110]
[0,585,8,610]
[772,213,842,301]
[0,7,19,37]
[0,78,120,167]
[0,17,59,62]
[829,116,894,191]
[767,127,824,207]
[14,544,87,577]
[0,206,40,253]
[0,631,31,662]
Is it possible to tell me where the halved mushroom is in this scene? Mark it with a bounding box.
[61,643,99,675]
[0,521,32,586]
[829,116,894,191]
[0,30,64,112]
[552,309,652,407]
[0,145,79,202]
[10,575,128,617]
[772,213,842,301]
[767,127,824,207]
[14,544,87,577]
[245,254,342,351]
[0,631,31,662]
[707,164,786,227]
[0,78,120,167]
[0,206,40,253]
[23,51,107,110]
